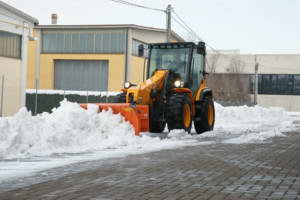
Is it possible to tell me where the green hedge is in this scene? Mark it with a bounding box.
[26,93,117,114]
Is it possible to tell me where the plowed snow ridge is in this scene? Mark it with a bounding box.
[0,100,298,160]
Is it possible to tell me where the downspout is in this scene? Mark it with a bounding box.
[20,21,28,108]
[124,28,129,82]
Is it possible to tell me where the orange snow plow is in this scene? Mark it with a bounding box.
[80,103,149,136]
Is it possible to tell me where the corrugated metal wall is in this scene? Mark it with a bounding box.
[0,30,21,58]
[42,29,126,53]
[54,60,108,91]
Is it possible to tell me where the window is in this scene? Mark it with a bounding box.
[149,47,190,82]
[294,75,300,95]
[42,30,126,53]
[132,39,148,57]
[0,31,21,58]
[191,51,204,92]
[257,74,300,95]
[261,74,277,94]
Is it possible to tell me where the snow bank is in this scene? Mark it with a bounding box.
[0,101,299,182]
[200,103,296,143]
[0,101,298,160]
[0,101,197,160]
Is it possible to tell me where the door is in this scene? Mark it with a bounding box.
[54,60,108,91]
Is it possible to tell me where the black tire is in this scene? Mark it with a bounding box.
[167,93,192,133]
[111,93,126,103]
[149,104,166,133]
[194,96,215,134]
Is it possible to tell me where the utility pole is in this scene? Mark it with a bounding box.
[166,4,172,42]
[254,55,259,105]
[0,76,4,117]
[34,79,38,115]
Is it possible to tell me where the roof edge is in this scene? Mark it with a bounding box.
[0,1,39,24]
[35,24,185,42]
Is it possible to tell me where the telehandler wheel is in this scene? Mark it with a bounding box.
[194,96,215,134]
[149,105,166,133]
[149,119,166,133]
[167,93,192,133]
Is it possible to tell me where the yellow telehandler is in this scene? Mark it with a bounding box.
[81,42,215,135]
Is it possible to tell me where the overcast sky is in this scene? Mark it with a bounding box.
[4,0,300,54]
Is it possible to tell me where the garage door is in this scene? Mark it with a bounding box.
[54,60,108,91]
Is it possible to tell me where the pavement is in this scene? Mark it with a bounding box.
[1,131,300,200]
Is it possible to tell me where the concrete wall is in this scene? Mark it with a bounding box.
[239,54,300,111]
[207,52,300,74]
[257,95,300,112]
[241,54,300,74]
[208,52,300,111]
[0,5,35,116]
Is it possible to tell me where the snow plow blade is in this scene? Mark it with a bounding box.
[80,103,149,136]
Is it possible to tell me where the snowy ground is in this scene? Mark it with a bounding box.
[0,100,299,183]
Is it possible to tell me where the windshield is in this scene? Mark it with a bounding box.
[149,47,191,82]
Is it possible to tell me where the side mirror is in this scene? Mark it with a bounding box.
[138,44,144,57]
[203,71,209,76]
[197,41,206,55]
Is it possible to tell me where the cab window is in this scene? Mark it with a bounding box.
[191,50,204,92]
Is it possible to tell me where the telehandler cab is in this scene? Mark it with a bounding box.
[81,42,215,135]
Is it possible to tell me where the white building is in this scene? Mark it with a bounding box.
[207,51,300,111]
[0,1,38,116]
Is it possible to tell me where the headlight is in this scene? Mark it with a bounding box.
[124,81,131,89]
[174,80,181,88]
[174,80,184,88]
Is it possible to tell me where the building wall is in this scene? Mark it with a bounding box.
[0,5,35,116]
[27,26,183,93]
[0,57,21,115]
[127,29,178,83]
[27,29,38,89]
[132,29,169,43]
[257,95,300,111]
[28,53,125,91]
[241,54,300,74]
[27,28,127,91]
[208,53,300,74]
[207,52,300,111]
[242,54,300,111]
[131,56,147,84]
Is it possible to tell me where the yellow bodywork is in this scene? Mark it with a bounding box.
[194,80,209,101]
[126,70,168,105]
[125,69,210,107]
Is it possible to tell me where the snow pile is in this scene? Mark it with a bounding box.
[201,103,296,144]
[0,101,298,160]
[0,101,186,160]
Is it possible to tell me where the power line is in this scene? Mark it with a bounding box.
[172,10,203,42]
[170,11,253,67]
[107,1,261,69]
[108,0,165,12]
[171,16,198,41]
[170,10,261,68]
